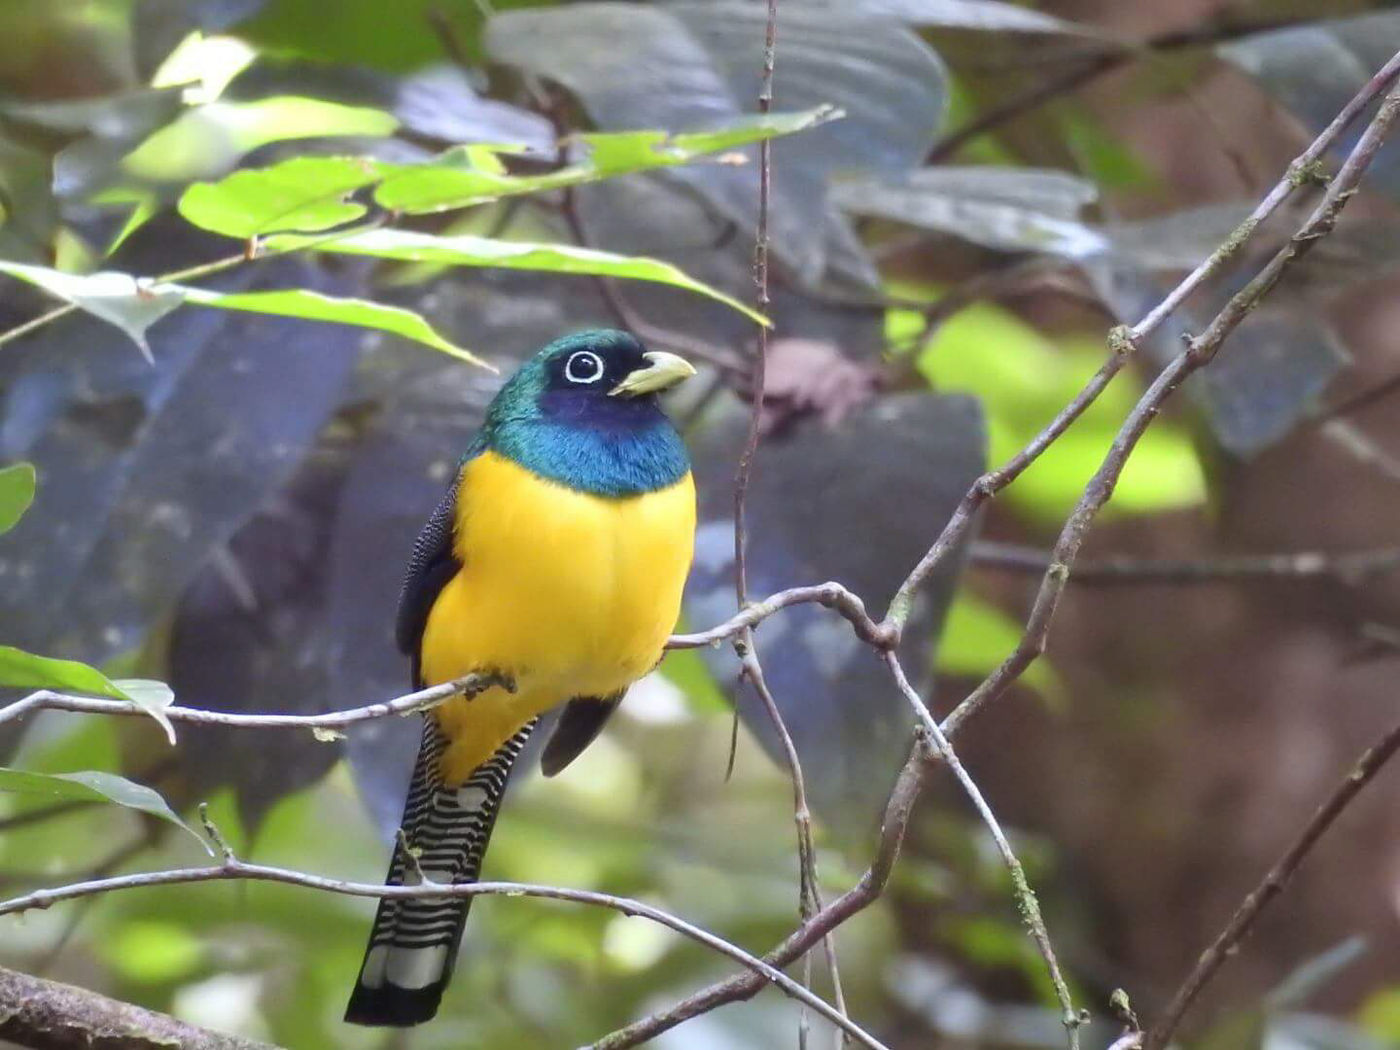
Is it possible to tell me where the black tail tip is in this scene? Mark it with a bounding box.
[344,982,445,1027]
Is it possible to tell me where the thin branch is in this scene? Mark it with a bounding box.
[0,859,886,1050]
[925,9,1394,163]
[970,541,1400,586]
[1143,718,1400,1050]
[588,735,935,1050]
[0,672,512,732]
[885,652,1081,1049]
[941,68,1400,740]
[0,963,281,1050]
[668,582,893,651]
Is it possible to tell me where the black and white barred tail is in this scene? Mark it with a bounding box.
[344,716,538,1027]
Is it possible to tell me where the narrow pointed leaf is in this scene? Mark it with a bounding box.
[179,286,488,366]
[0,463,36,536]
[0,768,206,847]
[0,648,177,744]
[178,156,380,239]
[263,228,770,325]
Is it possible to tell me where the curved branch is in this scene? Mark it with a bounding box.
[0,859,887,1050]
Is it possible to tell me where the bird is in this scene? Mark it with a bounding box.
[344,329,697,1027]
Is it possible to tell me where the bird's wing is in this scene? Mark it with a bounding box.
[396,471,464,682]
[540,692,624,776]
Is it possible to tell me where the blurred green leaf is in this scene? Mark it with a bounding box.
[0,768,204,846]
[916,301,1205,523]
[0,261,183,361]
[121,97,398,183]
[1359,987,1400,1043]
[0,462,36,536]
[180,285,487,366]
[98,919,206,983]
[264,228,769,325]
[178,156,378,239]
[937,591,1061,701]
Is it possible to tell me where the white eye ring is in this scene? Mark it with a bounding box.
[565,350,605,385]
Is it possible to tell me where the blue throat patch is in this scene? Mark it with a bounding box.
[479,343,690,498]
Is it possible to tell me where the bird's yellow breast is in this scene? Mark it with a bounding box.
[420,450,695,782]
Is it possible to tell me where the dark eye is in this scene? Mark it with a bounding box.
[564,350,605,385]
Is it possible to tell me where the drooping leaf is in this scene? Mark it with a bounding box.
[0,645,129,699]
[180,285,487,365]
[0,462,36,535]
[263,227,770,325]
[0,767,205,846]
[0,261,184,361]
[0,647,176,743]
[831,166,1105,257]
[178,156,379,239]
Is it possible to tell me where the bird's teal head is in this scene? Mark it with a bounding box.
[481,329,696,497]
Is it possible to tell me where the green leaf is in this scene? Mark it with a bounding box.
[0,645,131,700]
[0,648,177,744]
[936,591,1062,702]
[178,156,379,239]
[264,228,769,325]
[0,768,205,847]
[0,462,36,535]
[178,286,488,367]
[376,107,840,214]
[98,919,205,982]
[0,262,183,361]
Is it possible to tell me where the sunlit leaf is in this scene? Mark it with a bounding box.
[178,156,379,238]
[264,228,770,325]
[0,648,178,744]
[179,285,487,366]
[0,767,205,846]
[98,920,206,982]
[122,97,398,183]
[0,645,131,700]
[0,462,36,536]
[0,261,183,361]
[373,108,840,213]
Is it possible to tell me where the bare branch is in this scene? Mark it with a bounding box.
[0,962,280,1050]
[943,66,1400,741]
[884,652,1082,1049]
[0,860,886,1050]
[970,541,1400,586]
[1143,718,1400,1050]
[0,672,512,732]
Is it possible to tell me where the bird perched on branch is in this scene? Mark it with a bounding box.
[345,330,697,1026]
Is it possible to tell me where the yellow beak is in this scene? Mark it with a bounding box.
[609,351,697,398]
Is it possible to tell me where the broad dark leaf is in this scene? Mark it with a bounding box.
[793,0,1100,35]
[1085,255,1346,455]
[831,166,1104,257]
[1221,10,1400,200]
[0,226,364,678]
[168,441,349,832]
[685,390,986,839]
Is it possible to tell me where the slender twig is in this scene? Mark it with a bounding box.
[885,652,1082,1049]
[0,672,512,732]
[668,582,893,651]
[970,541,1400,586]
[1143,718,1400,1050]
[941,72,1400,740]
[589,735,935,1050]
[0,860,886,1050]
[925,9,1392,163]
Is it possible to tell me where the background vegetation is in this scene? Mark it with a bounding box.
[3,1,1400,1048]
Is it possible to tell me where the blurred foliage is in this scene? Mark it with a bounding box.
[1,2,1400,1049]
